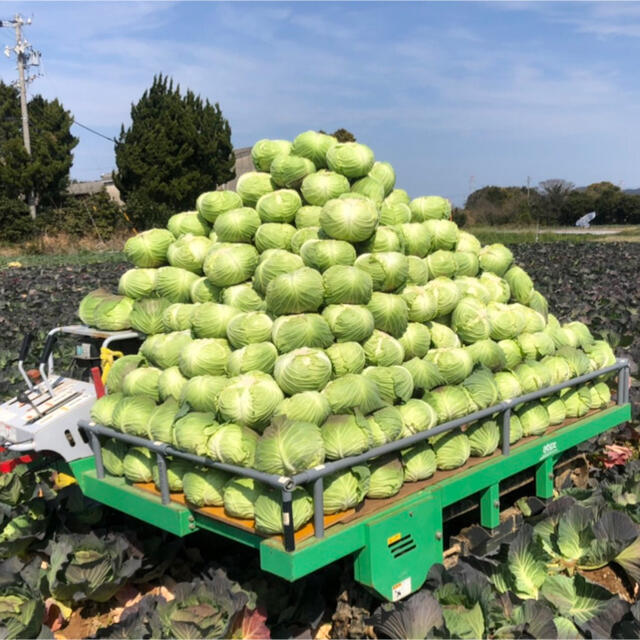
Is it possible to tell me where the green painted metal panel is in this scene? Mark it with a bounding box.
[535,456,557,499]
[193,512,263,549]
[480,484,500,529]
[353,493,442,600]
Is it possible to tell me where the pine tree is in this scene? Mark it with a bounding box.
[113,74,235,228]
[0,81,78,207]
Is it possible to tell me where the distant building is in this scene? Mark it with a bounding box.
[218,147,253,191]
[68,173,123,205]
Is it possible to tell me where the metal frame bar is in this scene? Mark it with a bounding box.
[79,359,630,552]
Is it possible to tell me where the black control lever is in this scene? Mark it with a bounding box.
[17,392,42,418]
[39,333,58,367]
[19,333,33,363]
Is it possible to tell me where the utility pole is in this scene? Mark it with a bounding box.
[2,14,41,219]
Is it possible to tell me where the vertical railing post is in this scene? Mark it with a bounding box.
[155,452,170,505]
[501,406,511,456]
[282,490,295,552]
[313,478,324,539]
[88,429,104,478]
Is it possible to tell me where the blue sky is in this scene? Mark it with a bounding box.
[3,1,640,205]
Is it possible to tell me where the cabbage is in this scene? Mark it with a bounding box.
[394,223,430,258]
[427,321,461,348]
[321,413,371,459]
[589,382,611,409]
[292,130,337,168]
[253,250,304,294]
[398,323,431,359]
[274,348,333,395]
[93,295,134,331]
[319,198,378,243]
[406,256,429,286]
[363,366,414,405]
[556,346,592,377]
[402,443,437,481]
[123,447,154,483]
[529,290,549,318]
[301,239,356,271]
[426,250,457,279]
[295,205,323,228]
[409,196,451,222]
[101,438,129,477]
[255,223,297,252]
[255,487,313,534]
[355,252,409,293]
[173,412,217,455]
[367,406,403,446]
[541,356,572,385]
[90,393,123,427]
[323,304,375,343]
[402,358,444,392]
[256,189,302,223]
[398,399,438,436]
[424,278,461,317]
[326,142,375,179]
[363,330,405,366]
[191,303,241,339]
[466,339,506,372]
[431,429,470,470]
[542,396,567,425]
[148,398,180,442]
[423,386,472,423]
[214,207,261,243]
[203,243,259,287]
[301,170,350,206]
[454,276,490,303]
[221,283,266,312]
[251,138,292,171]
[105,355,144,394]
[367,456,404,498]
[480,272,511,303]
[519,305,547,333]
[504,266,534,304]
[494,371,523,401]
[291,227,320,253]
[401,286,438,323]
[487,302,527,340]
[478,244,513,277]
[271,314,334,353]
[167,211,210,238]
[162,303,194,332]
[118,268,157,299]
[255,416,325,475]
[270,154,316,188]
[122,366,162,401]
[461,368,499,410]
[351,176,385,204]
[78,289,116,326]
[564,321,595,349]
[226,312,273,348]
[513,362,546,394]
[452,297,490,344]
[274,391,332,426]
[190,277,220,303]
[223,477,261,519]
[517,402,550,436]
[325,342,366,377]
[453,252,480,277]
[217,372,284,432]
[359,226,403,254]
[423,219,459,250]
[368,161,395,196]
[380,200,411,225]
[323,466,370,513]
[208,424,259,466]
[585,340,616,370]
[124,228,174,268]
[322,374,386,414]
[130,297,170,334]
[181,375,229,413]
[152,458,191,492]
[236,171,274,207]
[227,342,278,376]
[385,188,410,206]
[498,339,523,369]
[456,231,482,254]
[560,386,592,418]
[426,348,473,385]
[517,332,555,360]
[183,468,230,507]
[323,265,373,305]
[466,419,500,456]
[112,396,156,437]
[167,235,213,273]
[178,338,231,377]
[367,292,409,338]
[196,190,244,223]
[265,267,324,315]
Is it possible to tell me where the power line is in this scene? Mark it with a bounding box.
[72,120,117,143]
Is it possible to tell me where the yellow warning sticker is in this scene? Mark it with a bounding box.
[387,532,402,545]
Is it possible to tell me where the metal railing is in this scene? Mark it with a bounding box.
[79,358,631,552]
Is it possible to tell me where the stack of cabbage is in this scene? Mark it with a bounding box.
[81,131,616,535]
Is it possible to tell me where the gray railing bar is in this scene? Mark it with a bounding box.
[87,429,104,478]
[313,478,324,538]
[155,452,171,505]
[501,406,511,457]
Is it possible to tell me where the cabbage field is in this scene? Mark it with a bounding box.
[0,130,639,638]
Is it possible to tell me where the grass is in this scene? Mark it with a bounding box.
[0,251,125,269]
[466,224,640,245]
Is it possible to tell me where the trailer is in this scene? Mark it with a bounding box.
[0,328,632,601]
